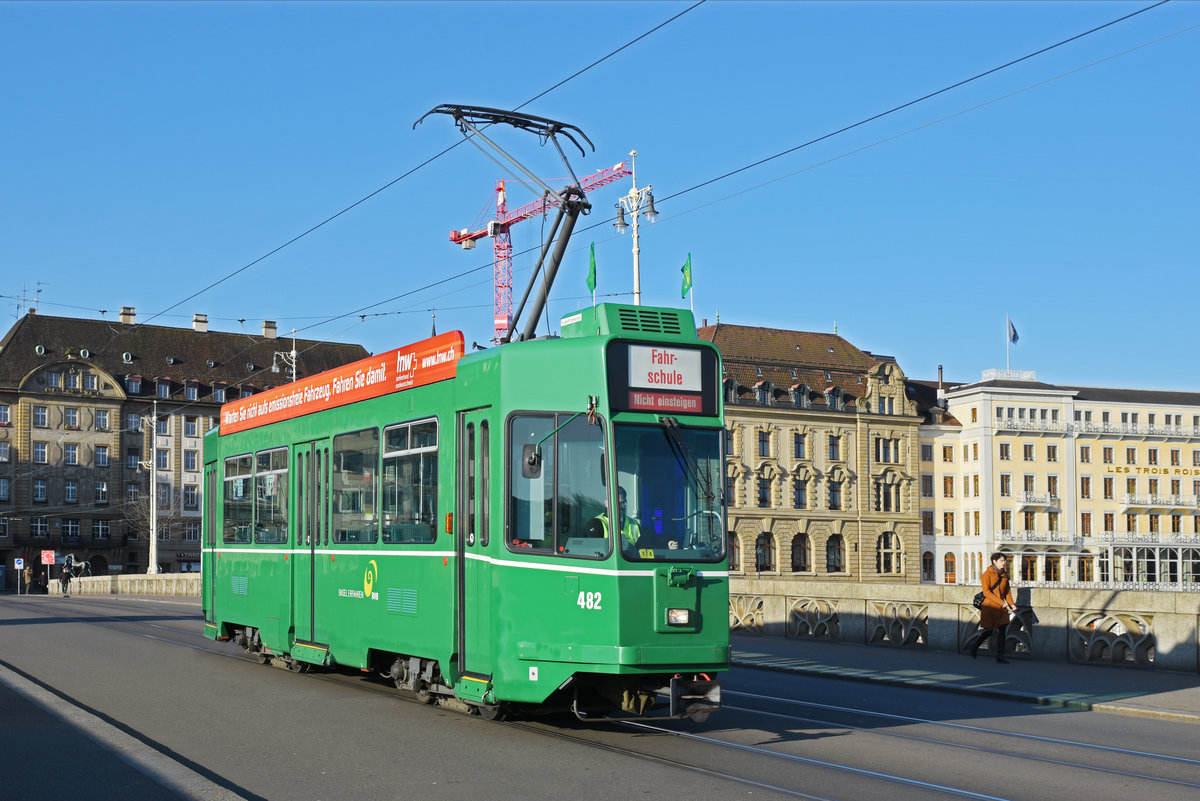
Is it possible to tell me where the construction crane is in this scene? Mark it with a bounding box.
[451,160,631,342]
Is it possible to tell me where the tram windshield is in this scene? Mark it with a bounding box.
[613,422,725,564]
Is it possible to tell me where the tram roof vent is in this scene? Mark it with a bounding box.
[559,303,696,342]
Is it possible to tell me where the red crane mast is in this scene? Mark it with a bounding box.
[451,160,631,342]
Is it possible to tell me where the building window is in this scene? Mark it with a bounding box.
[942,446,954,463]
[63,519,80,539]
[65,480,78,503]
[999,442,1011,461]
[922,551,934,581]
[127,483,140,502]
[157,380,170,399]
[0,404,9,425]
[32,518,48,538]
[920,475,933,498]
[943,476,955,498]
[943,511,955,535]
[183,484,199,510]
[826,534,845,572]
[0,477,8,502]
[791,534,811,572]
[156,449,168,470]
[183,521,201,542]
[921,444,933,462]
[95,481,108,503]
[185,385,198,401]
[758,431,770,458]
[65,407,79,428]
[1148,448,1159,466]
[1126,447,1137,465]
[1023,444,1035,461]
[1103,447,1113,464]
[828,436,840,461]
[0,443,7,462]
[33,442,47,464]
[213,386,225,403]
[1047,475,1058,497]
[83,374,97,390]
[1047,444,1057,462]
[1000,474,1011,497]
[1104,513,1114,533]
[1081,512,1091,535]
[33,479,47,502]
[944,553,956,584]
[96,446,109,467]
[1171,449,1181,466]
[1081,476,1091,499]
[793,433,805,460]
[728,533,740,571]
[33,406,48,427]
[1000,510,1012,531]
[127,377,141,394]
[1080,445,1090,463]
[156,417,169,436]
[876,531,902,574]
[792,478,806,509]
[65,444,78,465]
[1103,477,1114,500]
[1126,513,1137,533]
[96,409,109,430]
[93,520,110,540]
[921,510,934,535]
[184,450,198,471]
[755,532,775,572]
[827,480,841,511]
[757,478,771,508]
[185,416,199,438]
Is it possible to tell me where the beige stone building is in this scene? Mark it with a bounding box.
[699,322,922,584]
[921,369,1200,589]
[0,308,366,587]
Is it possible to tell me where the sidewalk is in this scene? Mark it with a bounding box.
[731,633,1200,724]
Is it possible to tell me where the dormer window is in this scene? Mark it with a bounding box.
[157,379,171,399]
[724,378,737,404]
[126,375,142,394]
[755,381,771,406]
[213,383,226,403]
[185,381,199,402]
[791,384,810,409]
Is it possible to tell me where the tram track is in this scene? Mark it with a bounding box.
[17,599,1200,801]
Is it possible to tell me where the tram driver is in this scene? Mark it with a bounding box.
[586,486,679,555]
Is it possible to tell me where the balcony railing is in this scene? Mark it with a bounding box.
[1094,532,1200,545]
[994,421,1200,438]
[997,529,1075,543]
[1120,493,1200,510]
[1016,491,1060,508]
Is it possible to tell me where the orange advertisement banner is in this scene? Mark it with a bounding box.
[220,331,464,435]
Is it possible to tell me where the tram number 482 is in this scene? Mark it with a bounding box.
[577,591,603,610]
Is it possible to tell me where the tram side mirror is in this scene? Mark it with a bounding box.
[522,444,542,479]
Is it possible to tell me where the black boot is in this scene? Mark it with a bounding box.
[995,624,1009,663]
[970,630,986,659]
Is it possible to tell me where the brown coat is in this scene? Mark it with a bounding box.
[979,565,1015,629]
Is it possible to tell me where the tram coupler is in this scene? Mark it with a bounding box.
[668,675,721,723]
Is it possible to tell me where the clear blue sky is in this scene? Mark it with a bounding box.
[3,1,1196,389]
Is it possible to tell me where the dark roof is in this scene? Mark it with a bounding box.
[906,379,962,426]
[698,322,889,411]
[0,310,368,396]
[946,378,1200,407]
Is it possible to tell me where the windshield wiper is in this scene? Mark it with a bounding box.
[661,417,715,503]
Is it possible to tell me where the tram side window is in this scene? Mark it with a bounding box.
[332,428,379,544]
[508,413,608,556]
[223,455,254,543]
[381,419,438,544]
[255,448,289,544]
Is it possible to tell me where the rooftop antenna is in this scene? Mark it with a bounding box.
[415,104,594,343]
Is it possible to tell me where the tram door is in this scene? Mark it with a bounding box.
[456,408,493,678]
[293,440,328,647]
[204,463,218,623]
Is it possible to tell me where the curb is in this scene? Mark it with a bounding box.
[731,657,1200,725]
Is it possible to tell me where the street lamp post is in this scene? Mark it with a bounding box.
[613,150,658,306]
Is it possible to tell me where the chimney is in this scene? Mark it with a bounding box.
[936,364,947,408]
[262,320,277,339]
[192,313,208,333]
[702,318,708,327]
[119,306,136,325]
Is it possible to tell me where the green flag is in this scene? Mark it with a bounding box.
[681,253,692,298]
[587,242,597,294]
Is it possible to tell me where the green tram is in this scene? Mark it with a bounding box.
[202,303,728,721]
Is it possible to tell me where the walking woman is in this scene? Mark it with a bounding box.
[972,552,1017,663]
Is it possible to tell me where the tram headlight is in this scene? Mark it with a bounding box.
[667,608,691,626]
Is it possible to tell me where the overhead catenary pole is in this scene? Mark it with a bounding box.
[148,399,158,574]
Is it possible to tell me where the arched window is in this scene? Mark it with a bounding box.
[1044,551,1061,581]
[1182,548,1200,584]
[944,553,957,584]
[921,551,934,581]
[755,532,775,572]
[1021,549,1038,581]
[728,533,740,571]
[876,531,902,574]
[826,534,845,573]
[791,534,810,572]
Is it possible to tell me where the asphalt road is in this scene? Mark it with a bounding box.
[2,595,1197,801]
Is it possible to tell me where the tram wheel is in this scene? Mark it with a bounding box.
[287,659,309,674]
[413,685,436,705]
[476,703,506,721]
[255,652,271,665]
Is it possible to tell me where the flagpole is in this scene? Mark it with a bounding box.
[1006,316,1010,372]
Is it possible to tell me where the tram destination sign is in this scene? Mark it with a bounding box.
[607,342,718,416]
[221,331,464,435]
